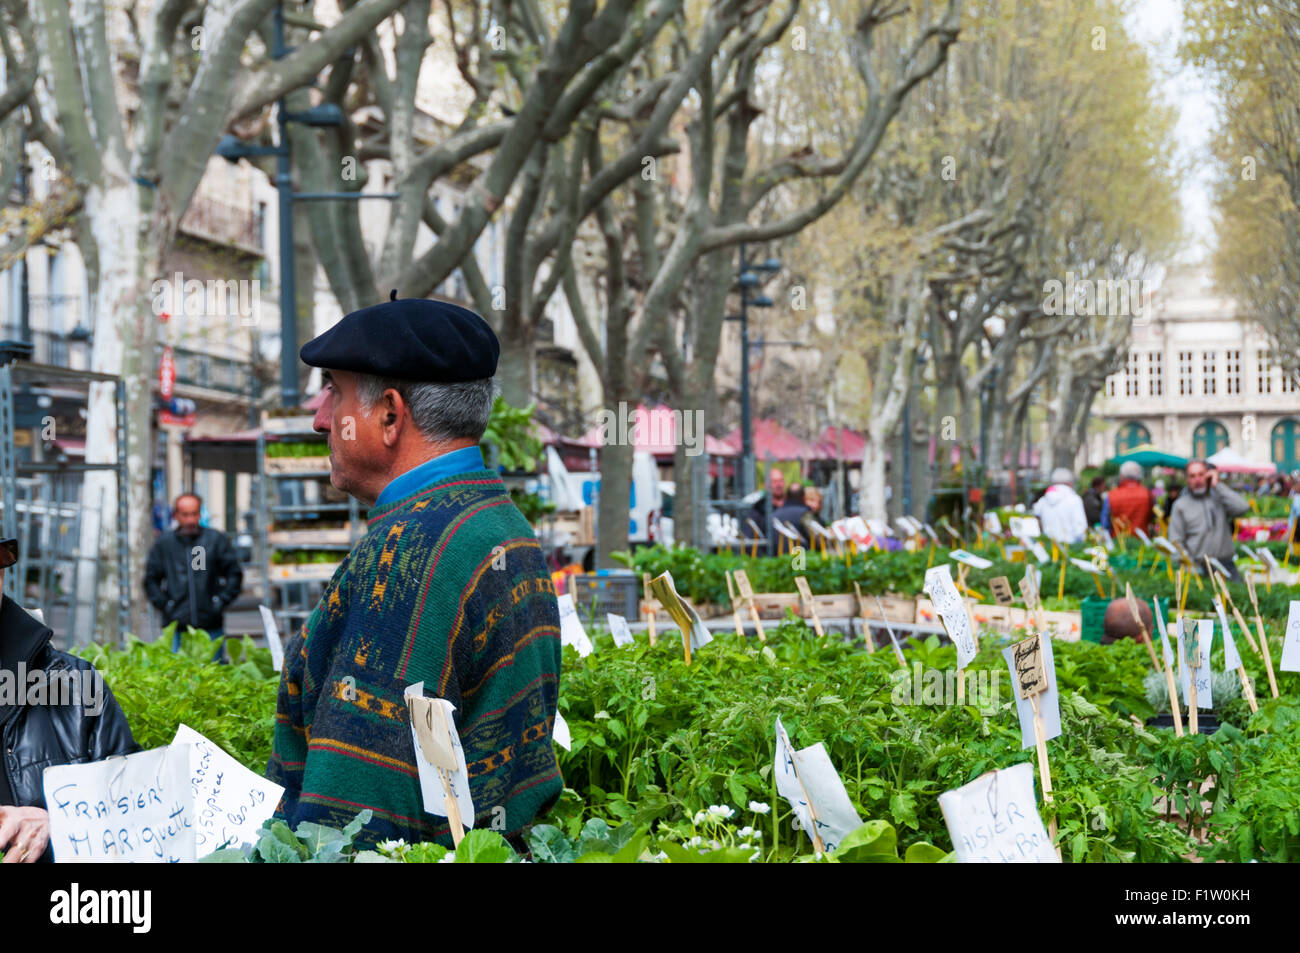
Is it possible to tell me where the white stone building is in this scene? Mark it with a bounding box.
[1092,265,1300,472]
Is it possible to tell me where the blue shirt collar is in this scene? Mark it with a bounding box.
[374,445,487,507]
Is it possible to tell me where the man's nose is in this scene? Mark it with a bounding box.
[313,403,330,435]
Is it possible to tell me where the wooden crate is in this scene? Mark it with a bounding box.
[268,526,356,546]
[810,593,856,618]
[750,592,802,618]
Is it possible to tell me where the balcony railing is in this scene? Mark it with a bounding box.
[178,195,264,254]
[165,345,253,396]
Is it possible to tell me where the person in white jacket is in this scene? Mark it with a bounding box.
[1032,468,1089,545]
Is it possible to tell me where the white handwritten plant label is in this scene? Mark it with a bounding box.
[773,717,863,855]
[552,710,572,751]
[1069,557,1102,575]
[1154,598,1174,669]
[923,523,941,544]
[984,512,1002,534]
[1260,548,1281,571]
[555,592,594,657]
[405,683,473,829]
[1213,598,1234,663]
[949,549,994,570]
[1134,528,1151,546]
[1019,566,1040,610]
[1281,602,1300,672]
[173,724,282,854]
[606,612,634,647]
[1001,634,1062,749]
[938,763,1058,863]
[258,604,284,672]
[1176,619,1213,709]
[924,565,976,668]
[1222,616,1243,673]
[1009,516,1042,541]
[1153,536,1179,556]
[43,744,196,863]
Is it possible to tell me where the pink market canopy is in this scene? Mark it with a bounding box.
[1206,447,1277,475]
[719,418,815,461]
[574,404,736,456]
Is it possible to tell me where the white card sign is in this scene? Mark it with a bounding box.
[44,744,196,863]
[606,612,634,647]
[173,724,282,854]
[774,717,863,854]
[257,605,284,673]
[984,512,1002,534]
[1009,516,1042,541]
[552,710,572,751]
[556,592,594,657]
[404,683,474,829]
[1001,634,1062,749]
[949,549,994,570]
[1069,557,1103,575]
[924,565,977,668]
[1177,619,1213,709]
[1154,598,1174,669]
[1029,540,1050,563]
[1281,601,1300,672]
[938,763,1058,864]
[1134,528,1151,546]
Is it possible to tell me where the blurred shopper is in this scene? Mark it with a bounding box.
[1108,461,1153,538]
[1081,476,1106,526]
[1032,468,1088,545]
[771,483,811,548]
[1169,459,1249,579]
[0,537,137,863]
[143,493,244,654]
[746,467,787,540]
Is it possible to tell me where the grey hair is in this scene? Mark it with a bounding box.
[1119,461,1143,481]
[1050,467,1074,485]
[356,375,497,442]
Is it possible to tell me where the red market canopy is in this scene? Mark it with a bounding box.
[813,426,866,461]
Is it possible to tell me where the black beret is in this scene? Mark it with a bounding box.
[300,293,499,382]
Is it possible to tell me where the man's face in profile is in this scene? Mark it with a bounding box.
[769,469,785,504]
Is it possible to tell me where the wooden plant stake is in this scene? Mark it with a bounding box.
[853,582,875,653]
[1057,549,1068,603]
[1185,621,1199,736]
[794,575,825,640]
[871,593,907,668]
[1125,583,1163,674]
[1245,573,1280,699]
[725,570,746,639]
[642,573,657,646]
[1013,633,1058,851]
[733,569,767,642]
[1205,560,1259,655]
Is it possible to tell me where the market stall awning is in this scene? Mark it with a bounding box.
[1107,444,1188,469]
[814,426,866,461]
[577,404,736,456]
[719,418,814,460]
[1207,447,1277,474]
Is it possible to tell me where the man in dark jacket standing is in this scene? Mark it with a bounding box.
[0,537,138,863]
[144,493,244,652]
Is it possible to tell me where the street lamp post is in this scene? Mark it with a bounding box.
[215,3,398,408]
[732,244,781,497]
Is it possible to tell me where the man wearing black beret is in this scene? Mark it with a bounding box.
[267,294,563,852]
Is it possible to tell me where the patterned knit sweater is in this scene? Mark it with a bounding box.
[267,468,562,849]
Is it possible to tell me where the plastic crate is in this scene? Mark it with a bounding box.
[568,572,641,619]
[1080,594,1169,644]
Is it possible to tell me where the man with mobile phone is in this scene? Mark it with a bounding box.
[1169,459,1249,580]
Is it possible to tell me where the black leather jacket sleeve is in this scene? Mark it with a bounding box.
[143,537,171,611]
[85,667,139,763]
[212,531,245,609]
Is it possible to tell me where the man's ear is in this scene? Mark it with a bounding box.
[379,387,405,447]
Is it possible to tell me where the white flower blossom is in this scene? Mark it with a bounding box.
[737,826,757,840]
[693,810,709,825]
[707,804,736,820]
[748,801,771,814]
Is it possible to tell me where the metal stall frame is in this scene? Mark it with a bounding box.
[0,345,130,643]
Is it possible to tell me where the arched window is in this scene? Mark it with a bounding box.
[1115,421,1150,454]
[1272,418,1300,473]
[1192,419,1229,459]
